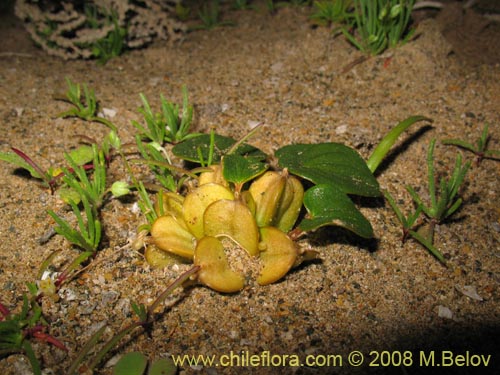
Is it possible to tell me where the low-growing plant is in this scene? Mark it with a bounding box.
[132,86,198,145]
[92,16,127,65]
[192,0,236,30]
[0,286,67,375]
[442,123,500,166]
[233,0,255,10]
[140,116,431,292]
[310,0,353,27]
[384,138,470,263]
[1,76,454,373]
[0,143,103,194]
[383,189,444,262]
[407,139,470,238]
[56,77,117,131]
[67,266,198,374]
[342,0,416,55]
[84,4,128,64]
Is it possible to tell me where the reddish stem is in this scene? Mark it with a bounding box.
[0,301,11,319]
[26,325,68,351]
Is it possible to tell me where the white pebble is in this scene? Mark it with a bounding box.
[437,305,453,319]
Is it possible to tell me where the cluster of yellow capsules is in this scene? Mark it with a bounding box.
[146,165,305,292]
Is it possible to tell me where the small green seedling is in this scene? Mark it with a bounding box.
[232,0,255,10]
[192,0,235,30]
[310,0,353,27]
[389,138,470,262]
[366,115,431,173]
[56,77,116,131]
[442,123,500,166]
[383,189,445,262]
[46,147,106,286]
[132,86,198,145]
[92,17,127,64]
[0,287,67,375]
[47,145,129,285]
[0,144,97,193]
[342,0,415,55]
[0,147,56,192]
[67,267,198,375]
[84,4,127,64]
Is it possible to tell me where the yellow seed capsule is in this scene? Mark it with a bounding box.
[150,215,196,259]
[182,183,234,238]
[154,191,184,219]
[248,171,286,227]
[273,175,304,233]
[194,236,245,293]
[144,244,187,268]
[198,164,227,186]
[257,226,298,285]
[203,199,259,256]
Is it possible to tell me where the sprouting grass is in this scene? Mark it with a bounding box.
[342,0,416,55]
[132,86,198,145]
[310,0,353,27]
[385,138,470,263]
[191,0,236,30]
[442,123,500,166]
[0,286,67,375]
[383,189,445,262]
[56,78,117,131]
[92,17,127,65]
[46,146,106,253]
[407,139,470,228]
[84,4,127,64]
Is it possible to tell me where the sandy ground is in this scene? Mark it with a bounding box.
[0,1,499,374]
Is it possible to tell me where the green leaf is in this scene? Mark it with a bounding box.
[113,352,148,375]
[276,143,380,197]
[299,184,374,238]
[172,134,266,164]
[409,230,445,263]
[366,116,432,173]
[58,187,81,205]
[222,153,268,184]
[0,320,24,350]
[148,357,177,375]
[0,151,43,179]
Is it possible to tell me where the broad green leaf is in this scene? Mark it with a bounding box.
[276,143,380,197]
[222,153,268,184]
[148,357,177,375]
[113,352,148,375]
[0,151,42,179]
[299,184,373,238]
[58,187,81,205]
[172,134,266,164]
[68,145,94,166]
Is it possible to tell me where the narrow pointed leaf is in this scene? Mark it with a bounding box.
[172,134,266,164]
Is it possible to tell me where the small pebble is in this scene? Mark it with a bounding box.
[101,107,117,118]
[437,305,453,319]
